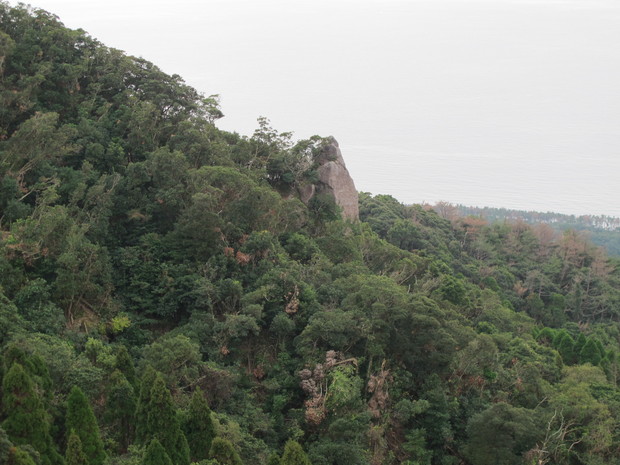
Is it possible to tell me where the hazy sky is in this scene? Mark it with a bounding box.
[9,0,620,216]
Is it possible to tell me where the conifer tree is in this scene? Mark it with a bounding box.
[208,438,243,465]
[556,333,576,364]
[574,333,587,356]
[280,440,311,465]
[145,374,190,465]
[1,363,64,465]
[183,387,216,462]
[143,439,172,465]
[2,346,53,402]
[65,431,87,465]
[115,345,138,391]
[105,371,136,452]
[1,427,38,465]
[65,386,106,465]
[580,338,603,366]
[135,366,158,444]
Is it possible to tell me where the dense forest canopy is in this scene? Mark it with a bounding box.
[1,3,620,465]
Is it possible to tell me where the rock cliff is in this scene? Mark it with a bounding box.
[299,137,359,221]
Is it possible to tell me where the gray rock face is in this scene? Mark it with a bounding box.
[298,183,316,205]
[311,137,359,221]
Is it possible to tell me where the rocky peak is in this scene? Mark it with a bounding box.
[298,137,359,221]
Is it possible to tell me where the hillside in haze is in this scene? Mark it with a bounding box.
[449,204,620,257]
[1,4,620,465]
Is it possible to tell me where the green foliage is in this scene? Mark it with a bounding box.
[183,388,216,462]
[141,335,201,389]
[142,439,172,465]
[110,314,132,334]
[325,365,363,413]
[65,431,87,465]
[267,453,281,465]
[143,374,190,465]
[1,363,64,465]
[114,345,138,390]
[307,415,370,465]
[437,274,468,306]
[579,338,604,366]
[280,440,311,465]
[0,427,11,465]
[105,371,136,453]
[65,386,106,465]
[208,438,243,465]
[134,366,157,445]
[464,403,541,465]
[8,447,38,465]
[2,5,620,465]
[13,278,65,335]
[0,293,27,346]
[402,429,432,465]
[1,426,39,465]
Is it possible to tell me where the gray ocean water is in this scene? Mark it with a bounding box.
[21,0,620,216]
[209,0,620,217]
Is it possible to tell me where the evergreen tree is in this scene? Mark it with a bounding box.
[280,440,311,465]
[580,339,603,366]
[1,363,64,465]
[183,387,216,462]
[115,345,138,391]
[105,371,136,452]
[556,333,576,364]
[135,366,158,444]
[145,374,190,465]
[2,345,53,403]
[208,438,243,465]
[65,386,106,465]
[574,333,587,356]
[142,439,172,465]
[65,431,87,465]
[1,427,38,465]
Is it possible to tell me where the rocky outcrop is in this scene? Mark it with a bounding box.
[299,137,359,221]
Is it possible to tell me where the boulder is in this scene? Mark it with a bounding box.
[303,137,359,221]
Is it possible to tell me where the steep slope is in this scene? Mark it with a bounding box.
[1,4,620,465]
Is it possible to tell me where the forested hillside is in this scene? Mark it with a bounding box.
[2,4,620,465]
[451,204,620,257]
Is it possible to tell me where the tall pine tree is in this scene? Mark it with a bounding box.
[1,426,38,465]
[65,386,106,465]
[115,345,138,391]
[2,345,53,403]
[135,366,157,444]
[142,439,172,465]
[1,363,64,465]
[105,371,136,453]
[65,431,87,465]
[208,438,243,465]
[580,338,604,366]
[183,387,216,462]
[145,374,190,465]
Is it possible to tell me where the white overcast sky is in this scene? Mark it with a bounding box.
[7,0,620,216]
